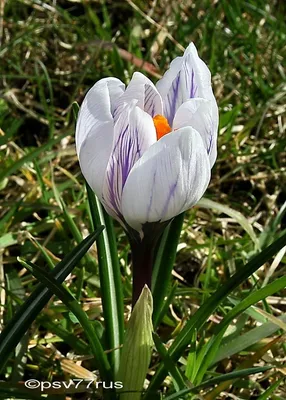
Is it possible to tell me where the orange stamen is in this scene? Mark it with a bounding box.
[153,114,172,140]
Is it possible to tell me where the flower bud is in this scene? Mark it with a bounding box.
[117,285,153,399]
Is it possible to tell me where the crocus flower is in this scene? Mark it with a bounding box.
[76,43,218,237]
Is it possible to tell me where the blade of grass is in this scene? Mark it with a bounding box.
[34,60,54,139]
[145,231,286,397]
[252,306,286,331]
[152,333,189,392]
[0,118,24,146]
[39,318,89,355]
[198,198,260,250]
[185,330,197,382]
[7,270,28,383]
[202,235,214,302]
[86,183,124,377]
[212,314,286,365]
[0,227,104,374]
[153,281,178,330]
[52,178,96,271]
[27,233,55,270]
[152,213,184,326]
[33,160,49,204]
[0,383,60,400]
[204,335,283,399]
[0,133,68,182]
[164,366,272,399]
[0,198,23,232]
[21,258,112,384]
[194,275,286,383]
[103,208,124,334]
[256,377,284,400]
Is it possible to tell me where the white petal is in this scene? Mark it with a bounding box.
[156,42,217,127]
[76,77,125,154]
[113,72,163,120]
[121,127,211,231]
[173,98,217,167]
[102,101,157,221]
[76,78,125,199]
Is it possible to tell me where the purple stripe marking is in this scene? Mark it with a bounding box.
[190,69,198,98]
[145,84,158,117]
[145,85,153,104]
[105,113,144,220]
[207,133,213,154]
[166,72,180,125]
[165,66,198,126]
[207,119,216,155]
[161,175,179,219]
[146,170,157,220]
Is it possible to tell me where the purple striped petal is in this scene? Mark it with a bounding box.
[173,98,217,167]
[102,101,157,222]
[121,126,211,232]
[113,72,163,121]
[156,43,217,127]
[76,78,125,200]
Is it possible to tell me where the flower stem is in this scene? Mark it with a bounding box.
[129,221,170,307]
[131,239,155,307]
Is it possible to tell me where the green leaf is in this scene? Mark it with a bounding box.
[153,282,178,330]
[0,232,18,249]
[26,233,55,270]
[212,314,286,365]
[86,183,124,377]
[164,366,272,399]
[185,329,198,383]
[20,258,112,384]
[251,306,286,331]
[39,318,89,355]
[7,270,28,383]
[194,275,286,383]
[72,101,80,120]
[152,213,184,326]
[145,231,286,397]
[214,276,286,338]
[256,377,284,400]
[0,227,104,374]
[153,333,188,392]
[259,201,286,248]
[193,329,226,385]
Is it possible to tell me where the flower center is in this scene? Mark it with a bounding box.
[153,114,172,140]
